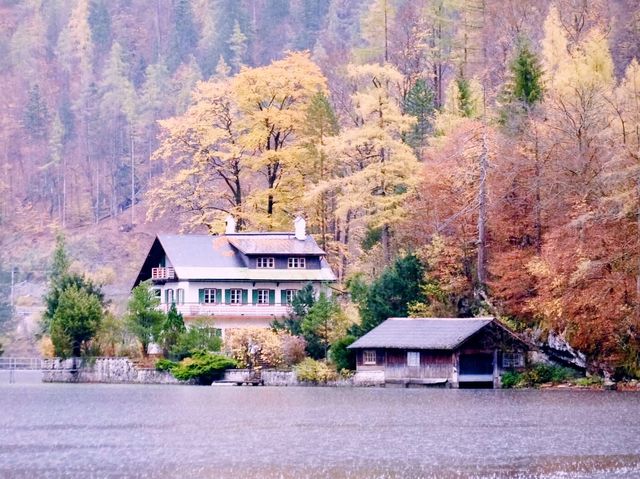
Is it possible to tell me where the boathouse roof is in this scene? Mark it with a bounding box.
[348,317,496,350]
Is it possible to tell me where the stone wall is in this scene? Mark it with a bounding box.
[42,357,184,385]
[352,370,385,386]
[222,368,358,387]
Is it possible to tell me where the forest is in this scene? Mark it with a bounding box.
[1,0,640,375]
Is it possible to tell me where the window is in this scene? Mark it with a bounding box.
[257,289,270,305]
[257,257,275,268]
[284,289,297,305]
[152,289,161,299]
[363,350,377,365]
[176,288,185,304]
[229,289,242,304]
[407,351,420,367]
[502,352,525,369]
[201,288,217,304]
[288,257,306,269]
[165,289,174,304]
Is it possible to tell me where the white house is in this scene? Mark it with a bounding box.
[133,216,336,334]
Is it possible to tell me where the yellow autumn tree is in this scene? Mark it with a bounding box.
[323,63,419,266]
[148,52,328,232]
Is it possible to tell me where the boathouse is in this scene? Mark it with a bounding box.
[348,317,529,388]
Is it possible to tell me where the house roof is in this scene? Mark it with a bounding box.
[154,234,336,282]
[227,234,326,255]
[348,317,495,350]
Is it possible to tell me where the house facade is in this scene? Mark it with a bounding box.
[348,317,529,388]
[133,217,336,334]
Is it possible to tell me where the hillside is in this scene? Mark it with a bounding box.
[2,0,640,374]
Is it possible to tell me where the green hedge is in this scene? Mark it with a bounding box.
[170,351,237,385]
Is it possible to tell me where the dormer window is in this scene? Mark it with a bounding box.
[257,257,275,268]
[288,257,306,269]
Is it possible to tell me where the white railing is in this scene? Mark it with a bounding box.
[0,357,43,370]
[159,302,291,317]
[151,267,175,280]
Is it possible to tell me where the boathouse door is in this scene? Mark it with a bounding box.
[458,353,494,386]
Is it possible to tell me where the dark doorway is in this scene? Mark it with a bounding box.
[459,353,493,375]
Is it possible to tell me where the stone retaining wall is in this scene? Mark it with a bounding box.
[223,368,355,387]
[42,357,183,385]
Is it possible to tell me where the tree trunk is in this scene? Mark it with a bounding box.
[476,116,488,291]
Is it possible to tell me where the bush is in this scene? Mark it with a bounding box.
[170,322,222,360]
[155,358,177,372]
[501,371,521,389]
[329,335,357,371]
[295,358,337,384]
[574,375,603,387]
[502,364,577,388]
[171,351,236,385]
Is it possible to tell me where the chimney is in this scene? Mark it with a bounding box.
[225,215,237,234]
[294,216,306,240]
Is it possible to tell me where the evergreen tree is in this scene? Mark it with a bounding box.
[50,284,103,357]
[214,55,231,79]
[88,0,111,53]
[404,78,435,152]
[125,281,165,357]
[293,0,330,51]
[456,75,476,118]
[301,293,347,359]
[139,59,172,126]
[160,303,185,356]
[354,253,426,335]
[499,38,544,127]
[42,235,106,353]
[0,264,13,332]
[23,84,49,139]
[168,0,198,72]
[227,20,247,74]
[49,233,70,284]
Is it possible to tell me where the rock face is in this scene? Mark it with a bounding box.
[528,329,587,370]
[41,357,183,384]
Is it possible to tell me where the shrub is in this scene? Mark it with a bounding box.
[171,351,236,385]
[155,358,177,372]
[280,334,307,366]
[170,322,221,360]
[503,364,577,388]
[329,335,357,371]
[501,371,522,389]
[225,328,285,368]
[295,358,337,384]
[574,375,603,387]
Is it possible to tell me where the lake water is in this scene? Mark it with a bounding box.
[1,374,640,478]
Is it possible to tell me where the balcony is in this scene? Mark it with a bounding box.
[158,302,290,318]
[151,267,175,281]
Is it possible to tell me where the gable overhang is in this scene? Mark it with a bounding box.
[132,236,169,289]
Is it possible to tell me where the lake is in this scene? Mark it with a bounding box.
[1,373,640,478]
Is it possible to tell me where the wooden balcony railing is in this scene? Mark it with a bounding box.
[151,267,175,280]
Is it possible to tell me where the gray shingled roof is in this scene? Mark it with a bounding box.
[348,317,494,350]
[227,234,325,255]
[157,234,336,281]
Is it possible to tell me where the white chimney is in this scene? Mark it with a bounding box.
[294,216,306,240]
[225,215,237,234]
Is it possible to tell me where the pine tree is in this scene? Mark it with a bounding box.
[23,84,49,139]
[88,0,111,53]
[168,0,198,72]
[404,78,435,153]
[227,20,247,74]
[214,55,231,79]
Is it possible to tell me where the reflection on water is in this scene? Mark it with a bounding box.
[1,382,639,478]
